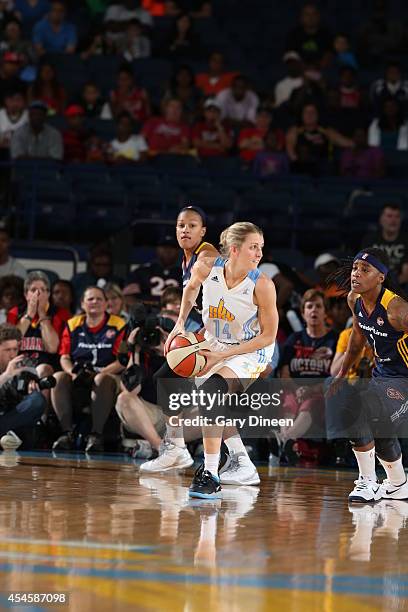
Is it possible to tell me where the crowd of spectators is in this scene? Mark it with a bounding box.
[0,1,405,176]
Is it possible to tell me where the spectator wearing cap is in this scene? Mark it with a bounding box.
[214,75,259,129]
[108,111,148,164]
[313,253,342,297]
[32,0,77,55]
[238,107,285,164]
[142,98,190,155]
[10,99,63,160]
[126,235,181,302]
[196,51,239,97]
[274,51,304,108]
[285,3,332,67]
[192,98,232,158]
[28,61,65,115]
[62,104,89,163]
[0,51,25,105]
[0,225,26,279]
[0,89,28,153]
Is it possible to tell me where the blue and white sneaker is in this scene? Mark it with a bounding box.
[349,476,381,503]
[189,466,222,499]
[380,478,408,501]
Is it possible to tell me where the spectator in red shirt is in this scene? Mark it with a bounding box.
[7,270,70,377]
[142,97,190,155]
[109,64,151,122]
[62,104,88,163]
[28,61,65,115]
[238,107,285,163]
[51,286,126,453]
[337,66,363,109]
[192,98,232,158]
[196,51,239,97]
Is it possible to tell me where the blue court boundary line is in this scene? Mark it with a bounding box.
[0,563,406,597]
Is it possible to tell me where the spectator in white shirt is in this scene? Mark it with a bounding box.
[120,19,151,61]
[104,0,153,27]
[274,51,304,107]
[0,89,28,151]
[215,75,259,128]
[0,225,27,279]
[108,111,148,163]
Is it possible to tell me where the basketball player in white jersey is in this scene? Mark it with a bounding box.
[165,222,279,498]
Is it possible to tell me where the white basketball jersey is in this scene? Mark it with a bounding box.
[201,255,265,347]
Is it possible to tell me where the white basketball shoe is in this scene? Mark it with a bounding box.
[219,451,260,486]
[379,478,408,500]
[139,439,194,473]
[0,431,22,450]
[348,476,381,503]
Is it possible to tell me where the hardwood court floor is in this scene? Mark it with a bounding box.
[0,452,406,612]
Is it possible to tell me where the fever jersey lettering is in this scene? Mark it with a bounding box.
[355,287,408,377]
[59,313,126,369]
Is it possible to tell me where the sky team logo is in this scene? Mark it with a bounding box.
[377,317,384,326]
[386,387,405,401]
[208,298,235,322]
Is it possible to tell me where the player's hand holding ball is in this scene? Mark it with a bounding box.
[164,319,186,355]
[166,331,210,377]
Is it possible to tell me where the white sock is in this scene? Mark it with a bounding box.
[225,435,247,457]
[166,423,185,448]
[378,455,406,486]
[204,452,220,478]
[353,448,377,481]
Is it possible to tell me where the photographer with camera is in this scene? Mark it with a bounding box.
[115,301,178,459]
[0,323,46,447]
[51,286,126,453]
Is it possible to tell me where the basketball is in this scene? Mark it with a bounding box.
[166,332,210,377]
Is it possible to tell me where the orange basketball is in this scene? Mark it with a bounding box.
[166,332,210,377]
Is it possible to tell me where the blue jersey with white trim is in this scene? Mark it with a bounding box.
[201,257,272,363]
[354,287,408,377]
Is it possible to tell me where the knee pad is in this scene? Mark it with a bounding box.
[198,374,229,416]
[375,437,401,462]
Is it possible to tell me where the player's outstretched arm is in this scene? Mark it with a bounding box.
[336,292,366,378]
[164,257,215,353]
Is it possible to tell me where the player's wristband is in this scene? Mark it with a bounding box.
[38,316,51,324]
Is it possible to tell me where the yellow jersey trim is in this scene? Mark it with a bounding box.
[195,241,213,255]
[380,288,397,311]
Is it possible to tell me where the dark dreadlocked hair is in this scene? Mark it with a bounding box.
[326,247,408,300]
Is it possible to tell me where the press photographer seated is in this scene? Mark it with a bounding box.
[51,287,126,453]
[0,323,46,446]
[116,301,174,457]
[116,299,199,459]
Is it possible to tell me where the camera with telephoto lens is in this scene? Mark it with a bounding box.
[128,303,175,350]
[0,370,56,411]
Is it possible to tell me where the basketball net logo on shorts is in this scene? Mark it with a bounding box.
[386,387,405,401]
[208,298,235,322]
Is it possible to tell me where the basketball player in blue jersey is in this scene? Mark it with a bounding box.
[140,205,219,473]
[331,247,408,503]
[166,222,279,498]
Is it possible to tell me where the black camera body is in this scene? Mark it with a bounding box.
[128,303,175,350]
[121,363,143,392]
[0,370,56,411]
[71,361,96,388]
